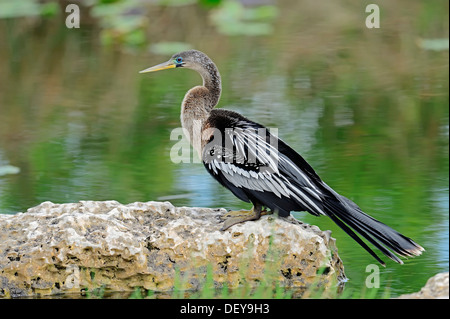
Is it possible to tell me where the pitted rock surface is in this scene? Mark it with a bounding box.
[0,201,346,297]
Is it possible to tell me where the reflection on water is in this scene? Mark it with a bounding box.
[0,1,448,298]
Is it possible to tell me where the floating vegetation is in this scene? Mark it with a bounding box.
[0,0,58,19]
[90,0,148,46]
[210,1,279,36]
[417,38,449,51]
[150,42,193,55]
[0,0,279,46]
[0,165,20,176]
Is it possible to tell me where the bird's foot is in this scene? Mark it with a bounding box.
[220,207,271,231]
[260,209,272,217]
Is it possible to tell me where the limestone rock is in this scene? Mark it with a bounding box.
[397,272,449,299]
[0,201,346,297]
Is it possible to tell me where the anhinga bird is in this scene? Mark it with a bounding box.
[140,50,424,265]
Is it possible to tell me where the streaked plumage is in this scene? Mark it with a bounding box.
[140,50,424,265]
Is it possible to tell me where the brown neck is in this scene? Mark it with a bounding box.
[181,61,222,145]
[194,60,222,111]
[179,58,222,158]
[180,86,212,156]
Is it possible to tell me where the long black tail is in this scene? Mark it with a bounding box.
[322,193,424,266]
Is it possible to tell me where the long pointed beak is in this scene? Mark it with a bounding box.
[139,61,176,74]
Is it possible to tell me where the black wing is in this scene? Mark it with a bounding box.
[201,109,424,265]
[202,110,328,217]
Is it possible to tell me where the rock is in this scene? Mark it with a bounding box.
[397,272,449,299]
[0,201,346,298]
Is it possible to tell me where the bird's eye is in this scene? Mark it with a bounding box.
[175,57,183,64]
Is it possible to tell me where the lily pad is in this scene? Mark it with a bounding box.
[210,1,277,36]
[150,42,193,55]
[417,38,449,51]
[0,165,20,176]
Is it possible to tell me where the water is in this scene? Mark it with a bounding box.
[0,2,448,298]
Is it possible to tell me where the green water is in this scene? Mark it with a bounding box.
[0,1,448,298]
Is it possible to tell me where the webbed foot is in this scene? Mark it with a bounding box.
[219,205,271,230]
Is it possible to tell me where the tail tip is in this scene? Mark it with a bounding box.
[408,244,425,257]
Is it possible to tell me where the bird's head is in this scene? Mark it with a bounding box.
[139,50,213,74]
